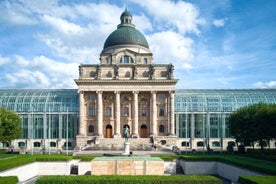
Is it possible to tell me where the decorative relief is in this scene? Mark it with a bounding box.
[106,71,112,77]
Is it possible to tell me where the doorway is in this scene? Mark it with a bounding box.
[106,124,112,138]
[140,124,147,138]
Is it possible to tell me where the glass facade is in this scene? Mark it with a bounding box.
[0,88,275,150]
[0,89,79,149]
[175,89,276,139]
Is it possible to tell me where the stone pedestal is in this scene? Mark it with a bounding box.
[91,157,164,175]
[122,142,130,155]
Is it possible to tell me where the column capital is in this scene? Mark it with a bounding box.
[169,90,175,94]
[96,91,103,94]
[78,90,84,94]
[114,91,121,94]
[132,91,139,94]
[151,91,157,94]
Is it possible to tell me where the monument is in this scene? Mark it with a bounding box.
[123,126,130,155]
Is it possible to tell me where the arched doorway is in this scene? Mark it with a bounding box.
[140,124,147,138]
[106,124,112,138]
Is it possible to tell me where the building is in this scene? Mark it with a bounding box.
[0,10,276,152]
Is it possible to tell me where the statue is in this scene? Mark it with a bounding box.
[124,126,129,141]
[132,65,137,79]
[95,65,101,79]
[114,64,119,79]
[149,64,155,79]
[167,63,174,79]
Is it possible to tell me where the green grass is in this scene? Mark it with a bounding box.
[238,176,276,184]
[36,175,222,184]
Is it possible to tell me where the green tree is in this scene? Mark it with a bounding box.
[228,103,276,151]
[0,108,22,145]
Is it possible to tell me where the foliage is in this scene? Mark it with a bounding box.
[36,175,221,184]
[238,175,276,184]
[228,103,276,149]
[0,176,18,184]
[72,155,98,161]
[0,108,22,143]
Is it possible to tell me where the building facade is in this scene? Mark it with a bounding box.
[75,10,178,147]
[0,10,276,152]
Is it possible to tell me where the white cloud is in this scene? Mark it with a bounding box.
[253,81,276,88]
[43,15,83,35]
[0,56,10,66]
[130,0,205,34]
[213,18,227,27]
[1,56,79,89]
[148,31,194,69]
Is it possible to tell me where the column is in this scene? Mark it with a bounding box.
[169,91,175,135]
[114,91,121,138]
[133,91,139,137]
[151,91,157,135]
[97,91,103,137]
[191,113,195,138]
[79,91,86,136]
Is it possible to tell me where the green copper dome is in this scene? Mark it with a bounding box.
[103,10,149,49]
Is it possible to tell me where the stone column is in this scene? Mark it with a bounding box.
[114,91,121,138]
[133,91,139,137]
[151,91,157,135]
[97,91,103,137]
[169,91,175,135]
[79,91,86,136]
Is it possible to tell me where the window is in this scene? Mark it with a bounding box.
[197,141,204,147]
[141,107,147,116]
[159,105,165,116]
[181,141,190,147]
[50,142,56,147]
[106,107,112,117]
[159,125,164,133]
[34,142,41,147]
[143,58,148,64]
[18,142,25,147]
[212,141,220,147]
[119,55,134,64]
[88,105,95,117]
[88,94,96,100]
[124,106,129,116]
[88,125,94,133]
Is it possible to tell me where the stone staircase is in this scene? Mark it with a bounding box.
[83,138,153,151]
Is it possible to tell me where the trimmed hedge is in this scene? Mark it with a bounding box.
[36,175,222,184]
[0,176,18,184]
[238,176,276,184]
[73,155,98,161]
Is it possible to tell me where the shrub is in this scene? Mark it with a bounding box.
[238,175,276,184]
[0,176,18,184]
[36,175,222,184]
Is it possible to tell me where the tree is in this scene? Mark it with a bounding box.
[228,103,276,151]
[0,108,22,145]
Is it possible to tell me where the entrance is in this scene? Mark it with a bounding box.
[140,124,147,138]
[106,124,112,138]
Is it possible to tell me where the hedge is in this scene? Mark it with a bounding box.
[0,176,18,184]
[238,176,276,184]
[36,175,222,184]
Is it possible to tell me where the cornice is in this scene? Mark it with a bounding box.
[74,79,178,85]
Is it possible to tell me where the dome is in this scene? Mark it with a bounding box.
[103,27,149,49]
[103,10,149,49]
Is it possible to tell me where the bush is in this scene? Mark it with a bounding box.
[0,176,18,184]
[238,175,276,184]
[36,175,222,184]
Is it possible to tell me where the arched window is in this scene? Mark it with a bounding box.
[34,142,41,147]
[181,141,190,147]
[212,141,220,147]
[64,142,72,147]
[160,140,166,145]
[228,141,236,147]
[2,142,9,148]
[89,125,94,133]
[197,141,204,147]
[159,125,164,133]
[119,55,134,64]
[50,142,56,147]
[18,142,25,147]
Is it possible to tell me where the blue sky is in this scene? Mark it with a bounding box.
[0,0,275,89]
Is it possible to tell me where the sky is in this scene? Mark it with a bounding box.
[0,0,275,89]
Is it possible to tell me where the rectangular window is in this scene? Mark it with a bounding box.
[124,107,129,117]
[141,107,147,116]
[143,58,148,64]
[106,107,112,117]
[159,105,165,116]
[88,105,95,117]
